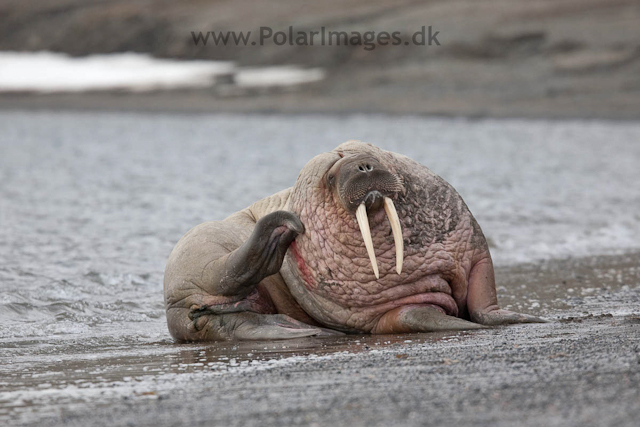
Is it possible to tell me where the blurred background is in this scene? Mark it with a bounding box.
[1,0,639,118]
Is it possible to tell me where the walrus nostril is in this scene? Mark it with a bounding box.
[357,163,374,173]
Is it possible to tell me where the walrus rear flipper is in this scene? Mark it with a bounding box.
[190,311,342,341]
[179,301,343,341]
[201,210,305,297]
[224,313,342,340]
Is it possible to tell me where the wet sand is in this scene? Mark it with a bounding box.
[2,252,639,426]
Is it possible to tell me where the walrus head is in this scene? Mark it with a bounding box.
[324,144,404,278]
[288,140,406,282]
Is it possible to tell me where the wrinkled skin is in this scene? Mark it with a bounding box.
[164,141,544,341]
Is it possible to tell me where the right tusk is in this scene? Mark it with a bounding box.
[384,197,404,275]
[355,203,379,279]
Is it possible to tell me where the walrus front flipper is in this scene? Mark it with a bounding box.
[467,257,548,325]
[374,306,487,334]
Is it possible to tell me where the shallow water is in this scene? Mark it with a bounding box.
[1,111,640,425]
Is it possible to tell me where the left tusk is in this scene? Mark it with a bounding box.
[384,197,404,275]
[355,203,379,279]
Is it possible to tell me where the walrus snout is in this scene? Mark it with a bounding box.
[334,156,402,212]
[326,154,404,279]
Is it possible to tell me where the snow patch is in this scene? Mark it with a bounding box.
[0,51,324,92]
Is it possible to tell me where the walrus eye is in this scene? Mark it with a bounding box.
[326,174,335,187]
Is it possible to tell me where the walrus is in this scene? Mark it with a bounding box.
[164,140,544,341]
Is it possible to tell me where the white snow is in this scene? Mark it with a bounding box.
[0,51,324,92]
[236,66,325,87]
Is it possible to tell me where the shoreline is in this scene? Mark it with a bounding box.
[2,91,640,121]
